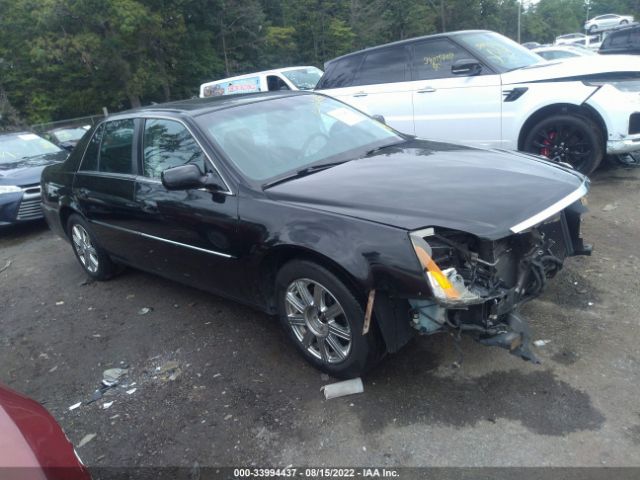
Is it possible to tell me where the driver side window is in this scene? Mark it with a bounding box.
[142,119,206,179]
[411,39,470,80]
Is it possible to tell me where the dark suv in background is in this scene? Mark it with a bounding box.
[600,23,640,55]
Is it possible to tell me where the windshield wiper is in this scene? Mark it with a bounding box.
[262,160,349,189]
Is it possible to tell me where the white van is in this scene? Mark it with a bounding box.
[199,66,323,98]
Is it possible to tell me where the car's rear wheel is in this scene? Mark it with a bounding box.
[275,260,382,378]
[589,25,597,34]
[67,214,117,280]
[620,20,629,25]
[523,114,603,175]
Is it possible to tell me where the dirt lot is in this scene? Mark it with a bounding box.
[1,163,640,472]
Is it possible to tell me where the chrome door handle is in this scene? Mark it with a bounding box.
[353,91,368,97]
[417,86,436,93]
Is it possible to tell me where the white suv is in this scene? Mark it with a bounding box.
[316,30,640,174]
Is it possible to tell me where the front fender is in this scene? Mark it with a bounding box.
[501,81,599,149]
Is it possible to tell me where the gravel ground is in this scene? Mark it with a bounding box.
[1,163,639,473]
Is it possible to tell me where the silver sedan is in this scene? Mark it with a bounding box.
[585,14,634,33]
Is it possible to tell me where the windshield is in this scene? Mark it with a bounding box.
[456,31,543,72]
[197,94,403,182]
[51,127,88,142]
[281,67,323,90]
[0,133,62,164]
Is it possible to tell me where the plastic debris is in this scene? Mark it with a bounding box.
[103,401,114,409]
[156,360,181,382]
[533,339,551,347]
[48,365,58,373]
[55,301,65,306]
[0,260,11,274]
[87,389,103,404]
[102,368,128,387]
[77,434,96,448]
[126,388,137,395]
[224,414,233,420]
[588,302,594,306]
[69,402,82,411]
[602,203,618,212]
[138,307,153,315]
[321,378,364,400]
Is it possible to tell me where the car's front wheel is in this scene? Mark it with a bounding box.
[275,260,382,378]
[588,25,598,34]
[523,113,603,175]
[67,214,118,280]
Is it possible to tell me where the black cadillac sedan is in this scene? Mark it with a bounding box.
[41,92,591,377]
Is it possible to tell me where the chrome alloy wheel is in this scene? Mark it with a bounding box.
[284,278,352,364]
[71,224,99,273]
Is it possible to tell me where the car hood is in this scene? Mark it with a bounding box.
[0,384,89,478]
[266,140,586,240]
[502,54,640,84]
[0,151,67,186]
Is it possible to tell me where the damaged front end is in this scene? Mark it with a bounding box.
[408,200,590,363]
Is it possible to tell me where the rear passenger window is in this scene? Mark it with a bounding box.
[355,46,409,86]
[79,124,104,171]
[99,119,134,174]
[610,32,630,47]
[412,39,470,80]
[142,119,206,179]
[316,55,363,89]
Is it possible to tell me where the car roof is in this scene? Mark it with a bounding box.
[201,66,319,85]
[323,29,492,66]
[106,91,310,120]
[0,131,33,138]
[606,22,640,33]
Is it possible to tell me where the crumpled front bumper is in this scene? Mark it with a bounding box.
[586,83,640,154]
[408,200,590,363]
[607,135,640,155]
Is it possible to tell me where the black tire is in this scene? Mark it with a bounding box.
[523,113,604,175]
[67,213,118,280]
[620,20,629,25]
[275,259,383,378]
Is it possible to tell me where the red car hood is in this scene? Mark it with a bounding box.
[0,385,90,480]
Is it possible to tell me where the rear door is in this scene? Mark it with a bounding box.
[130,117,243,298]
[409,38,503,148]
[318,48,415,134]
[73,119,141,261]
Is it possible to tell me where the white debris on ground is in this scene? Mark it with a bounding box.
[321,378,364,400]
[77,433,96,448]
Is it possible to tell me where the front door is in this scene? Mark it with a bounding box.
[130,117,243,299]
[409,38,503,149]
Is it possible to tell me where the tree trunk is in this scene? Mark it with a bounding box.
[220,17,230,76]
[128,94,141,109]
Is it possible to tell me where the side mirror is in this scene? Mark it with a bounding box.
[372,114,386,125]
[161,164,225,191]
[451,58,482,76]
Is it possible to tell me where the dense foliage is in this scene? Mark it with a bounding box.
[0,0,638,127]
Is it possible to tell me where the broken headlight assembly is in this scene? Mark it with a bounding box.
[407,222,575,362]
